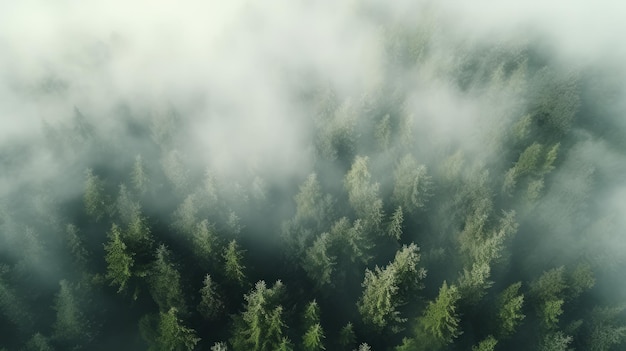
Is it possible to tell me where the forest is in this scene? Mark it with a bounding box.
[2,1,626,350]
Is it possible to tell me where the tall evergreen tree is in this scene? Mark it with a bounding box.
[223,240,247,287]
[104,224,134,293]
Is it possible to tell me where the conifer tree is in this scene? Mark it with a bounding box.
[153,308,200,351]
[358,265,402,331]
[392,154,433,213]
[339,322,356,349]
[231,280,289,351]
[303,233,335,287]
[472,336,498,351]
[388,206,404,240]
[131,154,150,197]
[223,240,246,286]
[496,282,525,338]
[52,280,88,343]
[302,323,326,351]
[198,274,223,320]
[104,223,134,293]
[344,156,383,230]
[192,220,217,267]
[148,245,185,313]
[418,281,462,346]
[84,168,108,221]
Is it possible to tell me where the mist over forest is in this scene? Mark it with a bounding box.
[2,1,626,350]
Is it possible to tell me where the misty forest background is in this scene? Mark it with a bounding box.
[2,1,626,351]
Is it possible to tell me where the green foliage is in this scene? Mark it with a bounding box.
[458,262,493,304]
[542,143,560,175]
[538,331,572,351]
[390,243,426,297]
[198,274,223,320]
[303,300,321,328]
[0,266,32,331]
[392,154,433,213]
[375,114,392,150]
[315,99,357,161]
[532,69,580,136]
[358,243,425,332]
[172,194,199,236]
[587,306,626,351]
[153,308,200,351]
[223,240,247,286]
[302,323,326,351]
[65,224,89,266]
[24,333,54,351]
[358,264,402,331]
[540,299,565,330]
[131,154,150,196]
[339,322,356,349]
[104,224,134,293]
[344,156,383,230]
[516,142,544,177]
[84,168,108,221]
[567,263,595,299]
[115,184,140,225]
[331,217,372,264]
[472,335,498,351]
[294,174,334,230]
[52,280,87,343]
[496,282,525,338]
[148,245,186,313]
[388,206,404,240]
[161,149,190,195]
[123,211,153,252]
[211,342,228,351]
[531,267,567,302]
[303,233,335,288]
[192,220,217,267]
[231,280,289,351]
[419,281,462,346]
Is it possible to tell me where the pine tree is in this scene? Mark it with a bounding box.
[302,323,326,351]
[192,220,217,267]
[198,274,223,320]
[496,282,525,338]
[52,280,87,343]
[84,168,108,221]
[388,206,404,240]
[339,322,356,349]
[538,331,572,351]
[344,156,383,230]
[24,333,53,351]
[358,265,402,331]
[587,306,626,351]
[392,154,433,213]
[390,243,426,298]
[115,184,141,225]
[148,245,185,313]
[66,224,89,266]
[294,174,333,230]
[231,280,288,351]
[303,233,335,288]
[223,240,246,286]
[472,336,498,351]
[104,223,134,293]
[303,300,321,328]
[153,308,200,351]
[419,281,462,346]
[131,154,150,197]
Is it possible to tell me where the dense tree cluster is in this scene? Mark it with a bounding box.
[1,3,626,351]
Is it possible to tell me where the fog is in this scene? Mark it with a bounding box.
[1,0,626,350]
